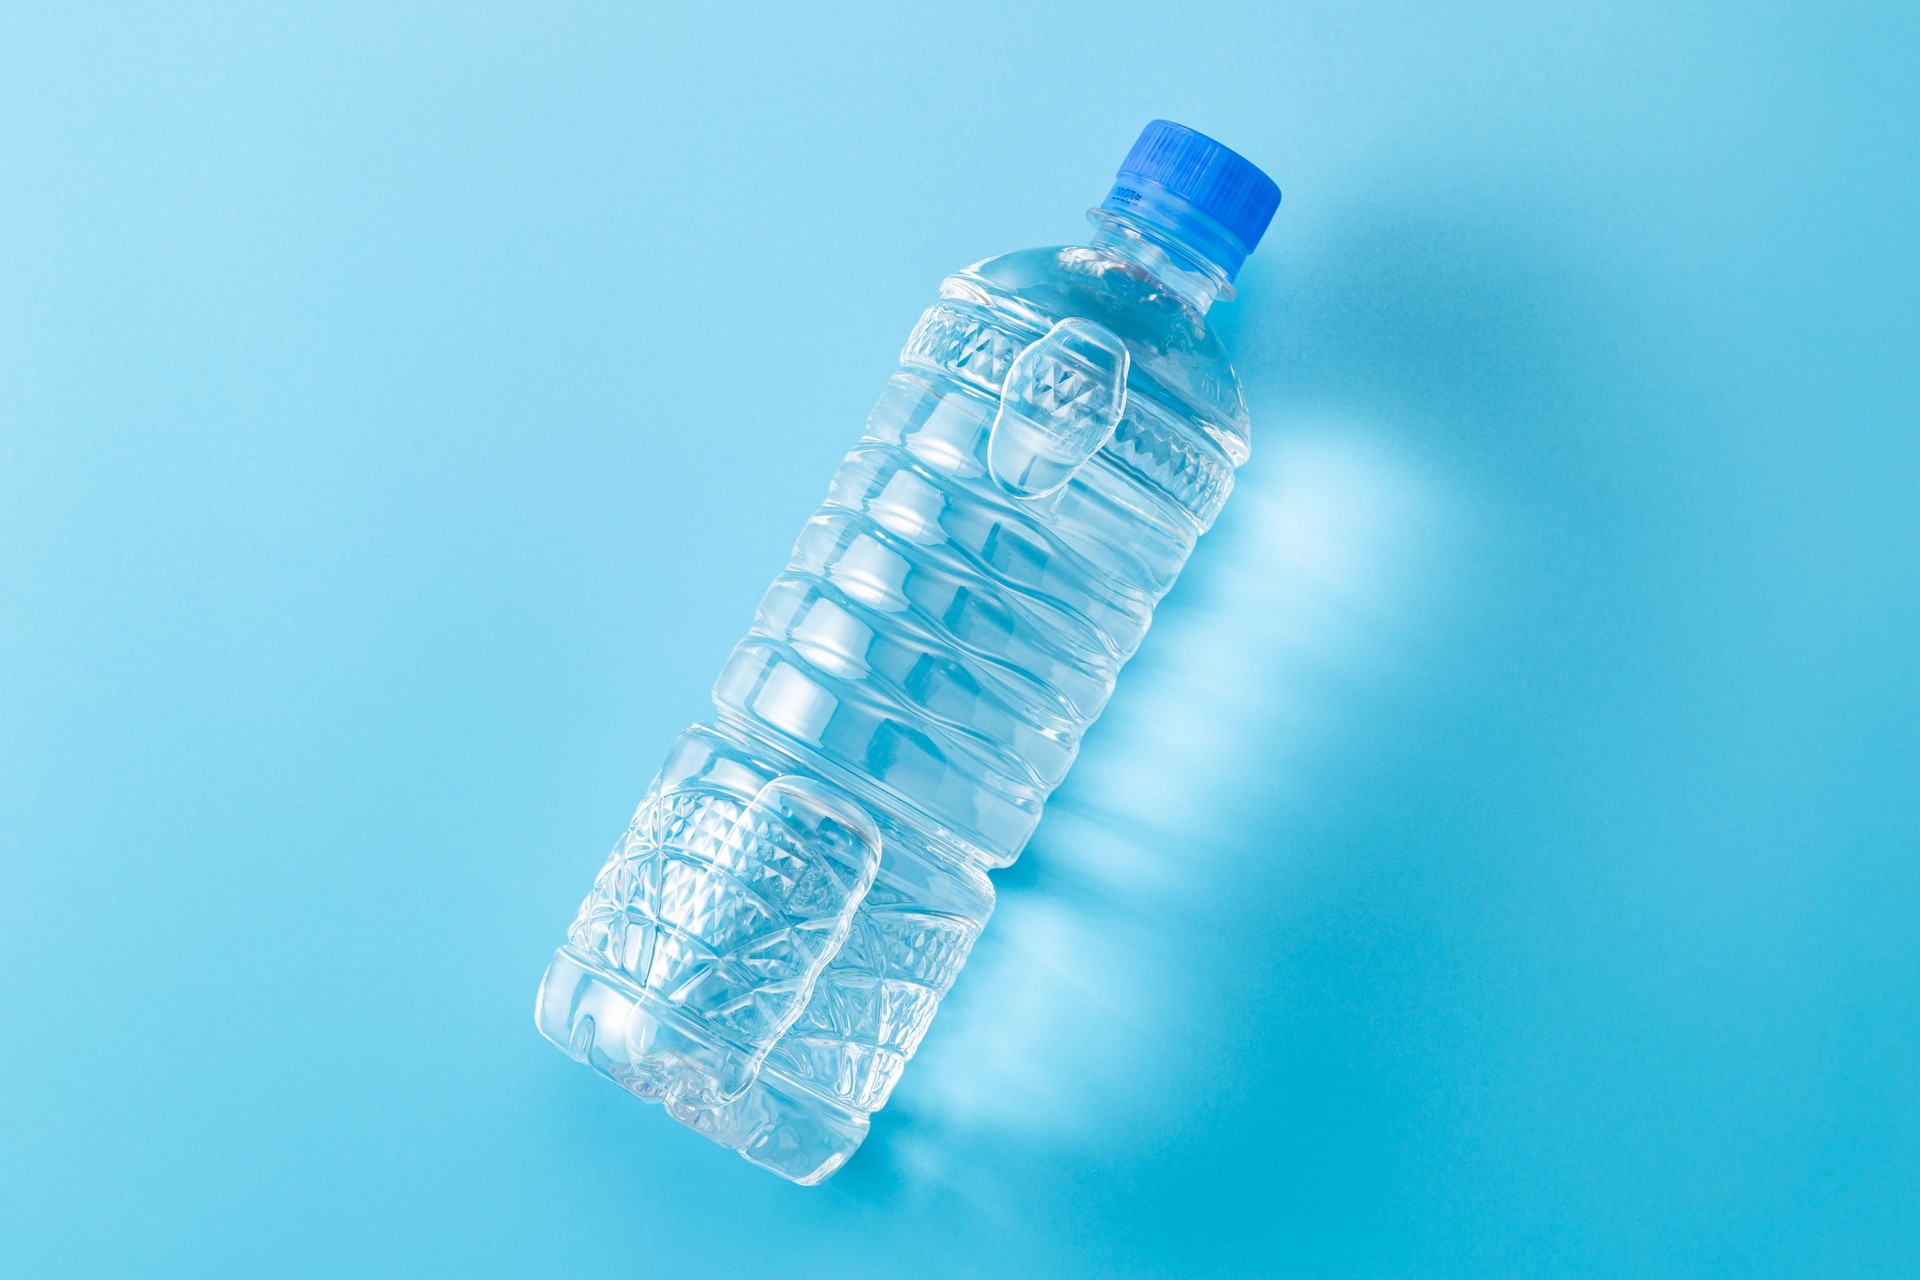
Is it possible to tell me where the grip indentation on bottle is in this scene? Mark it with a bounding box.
[987,318,1130,500]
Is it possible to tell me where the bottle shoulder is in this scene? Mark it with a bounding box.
[936,243,1251,465]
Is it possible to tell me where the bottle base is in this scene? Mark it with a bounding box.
[535,947,868,1185]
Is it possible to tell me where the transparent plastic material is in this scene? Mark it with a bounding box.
[536,206,1255,1183]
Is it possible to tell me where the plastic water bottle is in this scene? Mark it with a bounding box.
[535,120,1280,1183]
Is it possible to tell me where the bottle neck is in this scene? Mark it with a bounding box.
[1087,208,1235,314]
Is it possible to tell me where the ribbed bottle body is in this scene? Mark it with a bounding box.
[537,241,1250,1182]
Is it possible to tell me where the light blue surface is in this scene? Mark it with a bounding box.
[3,3,1916,1275]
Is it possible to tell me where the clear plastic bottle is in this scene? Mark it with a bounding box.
[535,121,1280,1183]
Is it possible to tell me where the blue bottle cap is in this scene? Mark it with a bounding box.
[1098,120,1280,281]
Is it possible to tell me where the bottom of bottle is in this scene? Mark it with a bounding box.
[534,946,868,1185]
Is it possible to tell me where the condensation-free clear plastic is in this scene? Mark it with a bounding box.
[536,150,1263,1182]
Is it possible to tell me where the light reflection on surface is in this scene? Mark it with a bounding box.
[855,420,1464,1195]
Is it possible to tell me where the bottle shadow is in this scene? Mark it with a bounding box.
[831,197,1589,1211]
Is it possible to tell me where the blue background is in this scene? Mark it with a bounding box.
[3,3,1916,1276]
